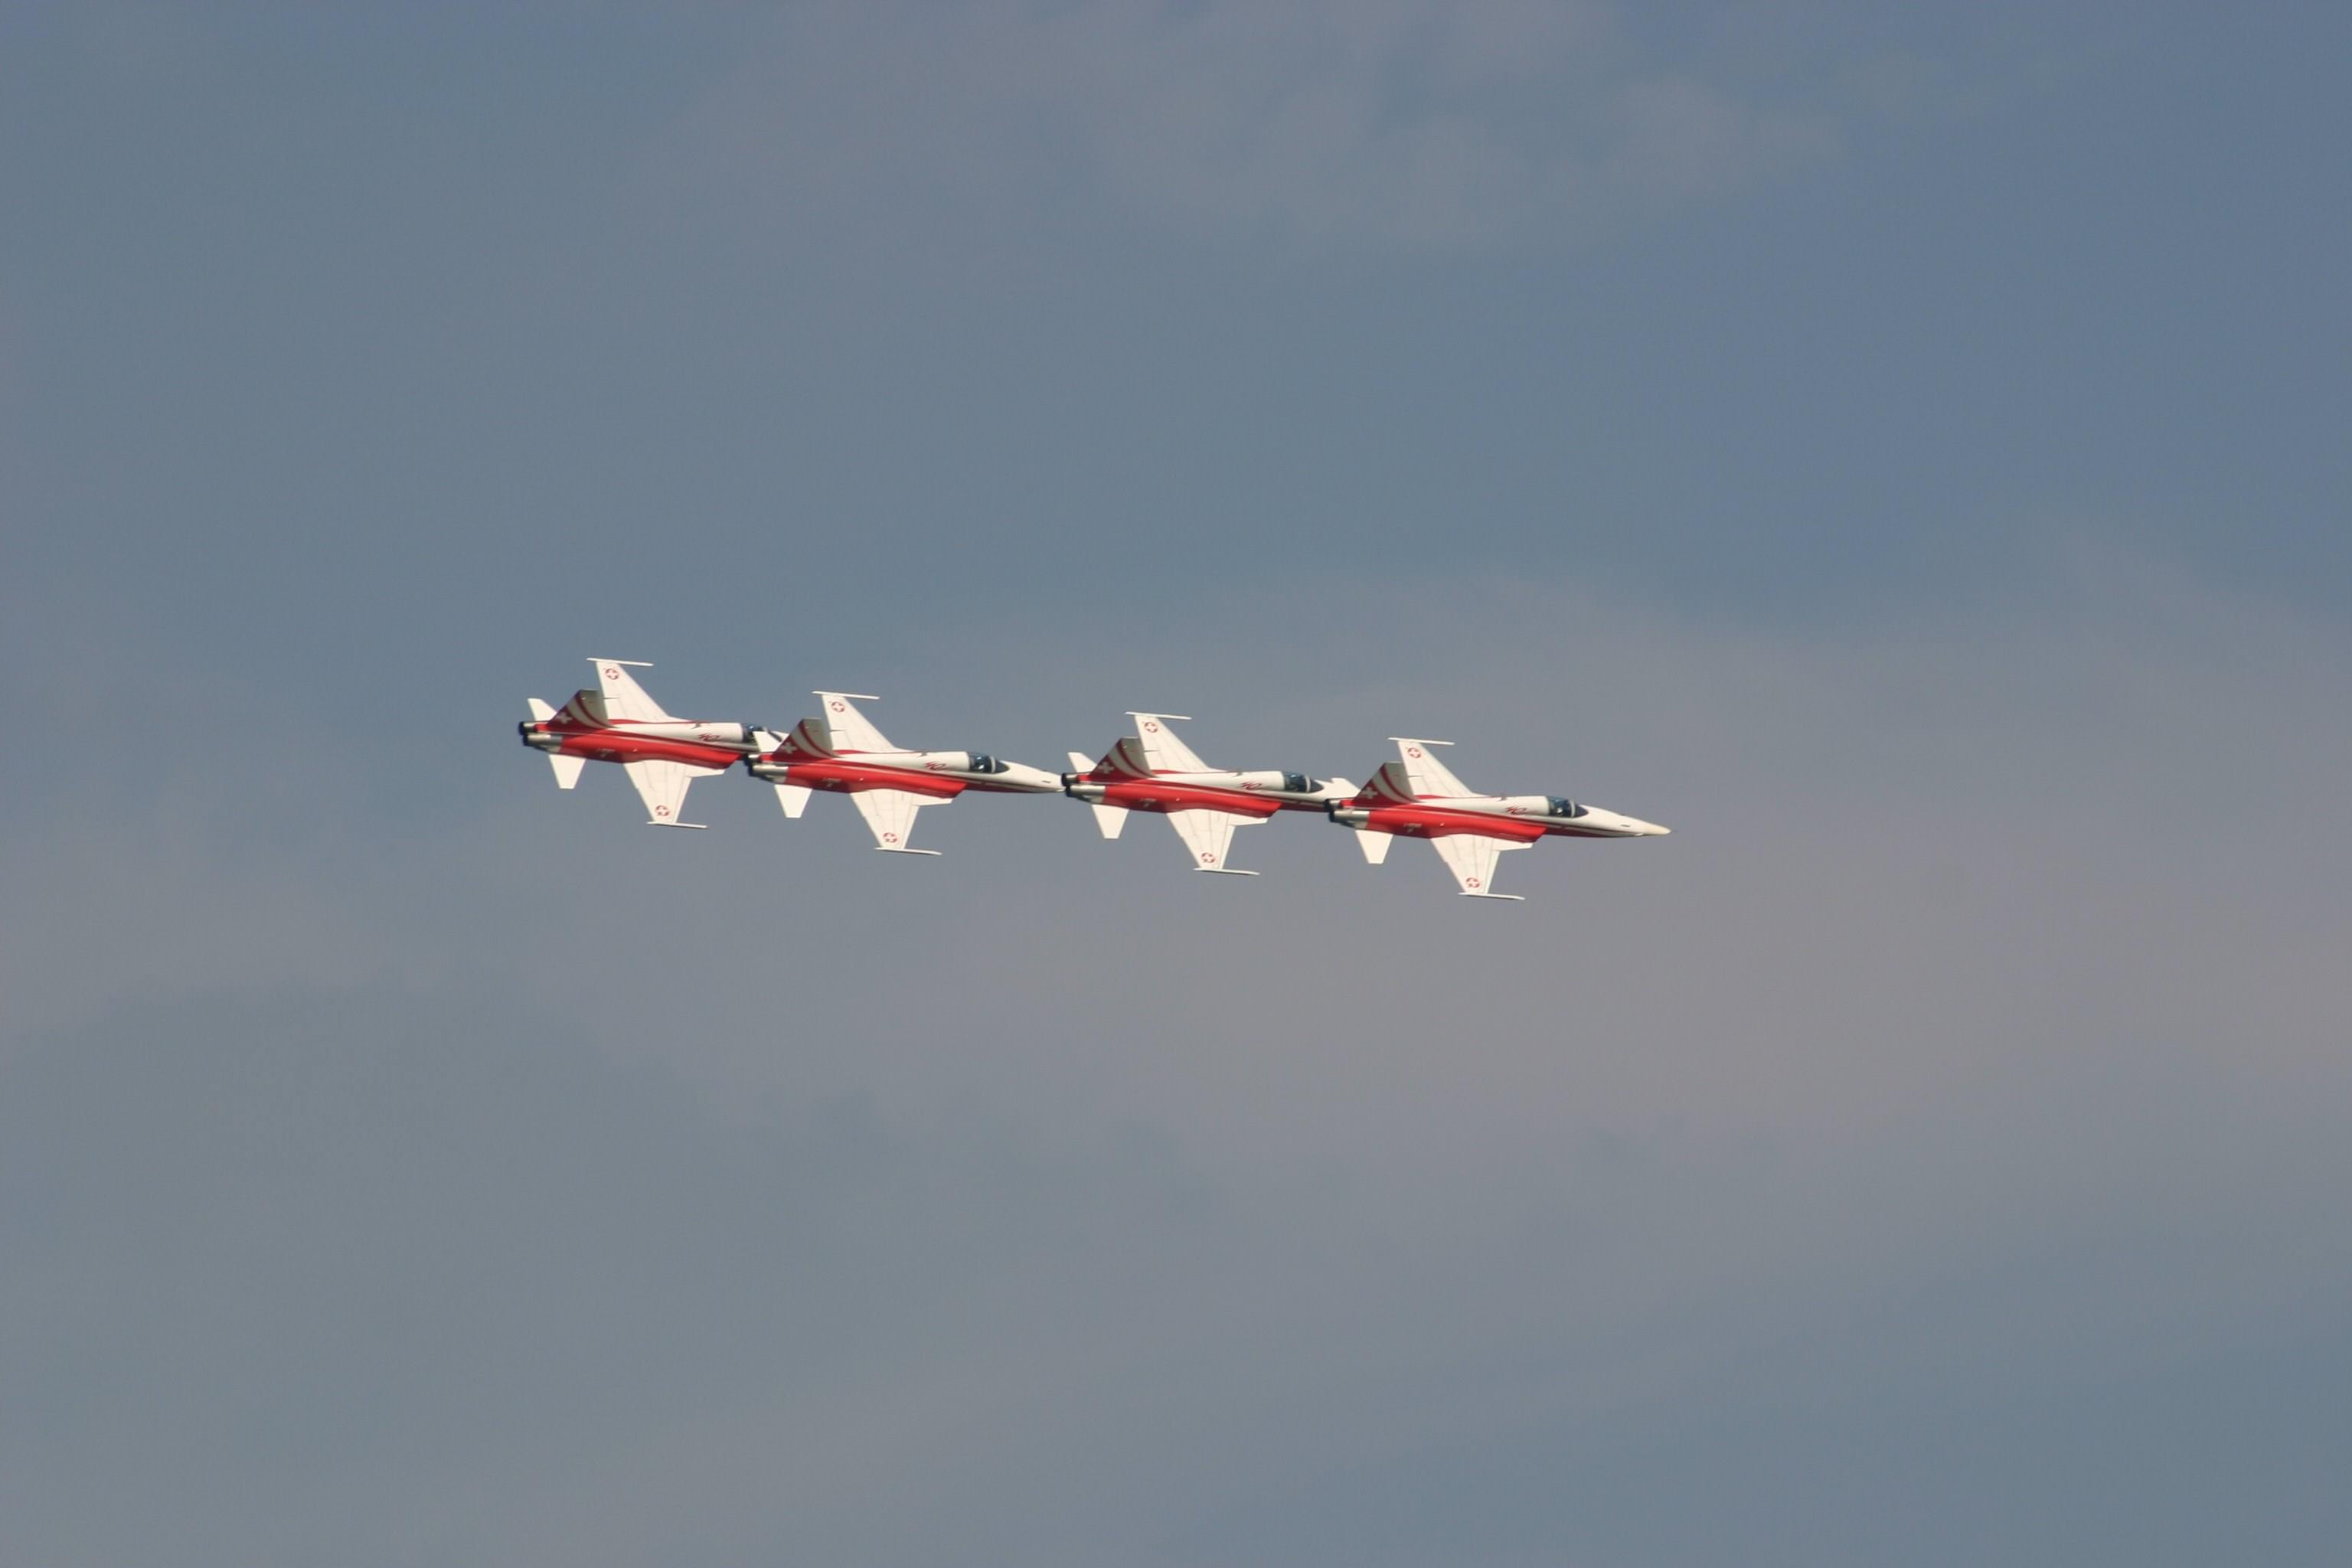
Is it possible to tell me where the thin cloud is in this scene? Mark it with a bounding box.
[634,0,1845,256]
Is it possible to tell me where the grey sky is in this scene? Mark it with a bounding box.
[4,4,2349,1565]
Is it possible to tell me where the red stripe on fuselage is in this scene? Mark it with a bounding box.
[554,733,743,769]
[776,760,968,799]
[1360,805,1548,843]
[1093,779,1288,818]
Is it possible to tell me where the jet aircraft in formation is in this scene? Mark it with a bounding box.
[746,691,1062,854]
[518,659,760,828]
[1063,714,1354,875]
[518,658,1668,899]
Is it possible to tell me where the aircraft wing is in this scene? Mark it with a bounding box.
[623,758,721,828]
[1129,714,1210,773]
[593,659,674,724]
[1167,808,1263,874]
[851,787,943,854]
[1392,738,1472,799]
[1431,831,1528,899]
[814,692,894,755]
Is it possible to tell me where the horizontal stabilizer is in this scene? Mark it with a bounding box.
[526,697,585,789]
[1068,751,1129,838]
[877,846,944,857]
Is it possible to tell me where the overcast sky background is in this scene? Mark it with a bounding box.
[4,4,2349,1564]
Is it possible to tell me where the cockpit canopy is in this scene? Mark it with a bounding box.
[1547,796,1587,818]
[1282,772,1322,794]
[967,753,1011,775]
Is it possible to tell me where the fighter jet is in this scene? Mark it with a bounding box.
[744,691,1061,854]
[1327,738,1668,900]
[518,658,760,828]
[1062,714,1354,876]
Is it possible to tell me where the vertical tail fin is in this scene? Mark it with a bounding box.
[557,688,608,727]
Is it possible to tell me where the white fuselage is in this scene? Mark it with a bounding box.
[1064,768,1351,810]
[1345,764,1669,839]
[746,720,1062,793]
[1436,795,1666,838]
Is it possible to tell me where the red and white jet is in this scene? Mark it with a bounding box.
[1328,738,1669,900]
[517,658,760,828]
[1062,714,1355,876]
[744,691,1062,854]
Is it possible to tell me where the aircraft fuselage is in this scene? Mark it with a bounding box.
[1331,797,1664,841]
[1063,769,1341,819]
[748,753,1062,798]
[519,716,753,772]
